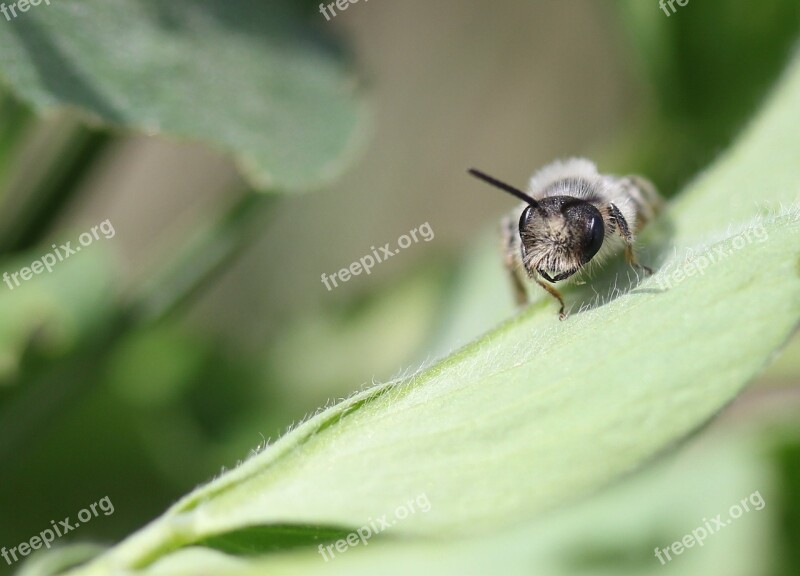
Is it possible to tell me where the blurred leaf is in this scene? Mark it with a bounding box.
[0,0,367,192]
[55,52,800,576]
[0,242,115,381]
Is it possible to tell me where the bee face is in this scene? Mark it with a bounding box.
[518,196,605,282]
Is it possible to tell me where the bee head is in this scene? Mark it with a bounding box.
[467,168,605,283]
[518,197,605,282]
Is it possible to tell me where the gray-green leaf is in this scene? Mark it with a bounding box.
[0,0,367,192]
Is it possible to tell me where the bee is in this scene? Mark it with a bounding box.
[468,158,662,319]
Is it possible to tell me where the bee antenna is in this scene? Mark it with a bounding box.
[467,168,539,207]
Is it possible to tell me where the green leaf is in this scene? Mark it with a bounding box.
[0,0,367,192]
[60,50,800,576]
[133,423,782,576]
[0,243,115,381]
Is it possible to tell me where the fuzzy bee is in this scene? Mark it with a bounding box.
[468,158,662,319]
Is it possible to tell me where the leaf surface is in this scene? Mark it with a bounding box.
[0,0,367,192]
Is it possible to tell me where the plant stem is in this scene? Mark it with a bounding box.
[122,191,277,327]
[0,119,112,253]
[0,91,33,195]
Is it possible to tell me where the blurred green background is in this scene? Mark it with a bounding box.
[0,0,799,574]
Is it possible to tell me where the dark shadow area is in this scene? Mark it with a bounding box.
[771,436,800,575]
[195,523,360,556]
[562,533,668,574]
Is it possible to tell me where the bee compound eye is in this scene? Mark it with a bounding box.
[584,211,605,263]
[518,205,535,235]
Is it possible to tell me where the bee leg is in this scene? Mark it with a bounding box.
[501,215,529,305]
[532,275,566,320]
[617,234,653,276]
[609,203,652,276]
[625,245,653,276]
[506,261,529,306]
